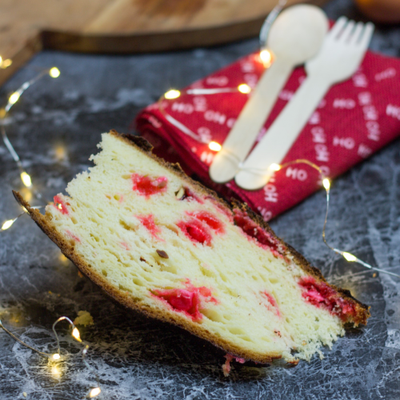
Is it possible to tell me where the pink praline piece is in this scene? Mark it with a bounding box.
[131,173,168,197]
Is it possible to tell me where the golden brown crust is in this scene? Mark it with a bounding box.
[13,129,370,364]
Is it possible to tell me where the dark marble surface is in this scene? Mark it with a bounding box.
[1,0,400,399]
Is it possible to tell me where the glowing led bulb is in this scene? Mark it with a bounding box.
[208,141,222,152]
[342,252,357,262]
[52,353,61,360]
[322,178,331,190]
[89,387,101,398]
[237,84,251,94]
[0,58,12,69]
[260,49,272,65]
[269,163,281,171]
[51,364,62,379]
[72,327,81,342]
[20,172,32,187]
[9,91,20,105]
[1,219,15,231]
[164,89,181,100]
[59,253,68,263]
[49,67,60,78]
[55,145,67,160]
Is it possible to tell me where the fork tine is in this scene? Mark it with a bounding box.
[341,20,356,41]
[360,22,375,49]
[328,16,348,39]
[350,22,364,45]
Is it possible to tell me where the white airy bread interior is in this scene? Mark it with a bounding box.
[15,130,370,365]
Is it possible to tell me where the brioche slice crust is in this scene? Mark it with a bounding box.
[13,130,370,364]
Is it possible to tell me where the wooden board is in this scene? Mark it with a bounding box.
[0,0,327,86]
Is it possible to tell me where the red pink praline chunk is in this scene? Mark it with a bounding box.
[298,276,356,321]
[177,211,225,246]
[261,291,281,317]
[152,280,218,321]
[177,219,212,246]
[53,195,69,215]
[136,214,162,240]
[188,211,225,234]
[233,208,278,252]
[131,173,168,197]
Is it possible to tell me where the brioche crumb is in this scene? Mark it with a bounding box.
[17,131,370,364]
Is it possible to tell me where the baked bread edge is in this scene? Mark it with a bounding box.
[12,129,370,364]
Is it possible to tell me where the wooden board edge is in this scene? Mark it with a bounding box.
[40,0,328,53]
[0,32,42,87]
[41,17,268,53]
[0,0,328,87]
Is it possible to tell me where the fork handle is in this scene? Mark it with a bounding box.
[209,58,295,184]
[235,75,331,190]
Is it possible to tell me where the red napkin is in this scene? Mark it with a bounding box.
[136,50,400,222]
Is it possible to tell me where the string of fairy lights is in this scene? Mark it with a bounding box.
[0,2,398,394]
[0,64,102,398]
[0,316,101,398]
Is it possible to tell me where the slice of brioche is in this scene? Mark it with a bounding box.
[14,130,370,364]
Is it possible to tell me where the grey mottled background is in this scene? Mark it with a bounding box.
[1,0,400,399]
